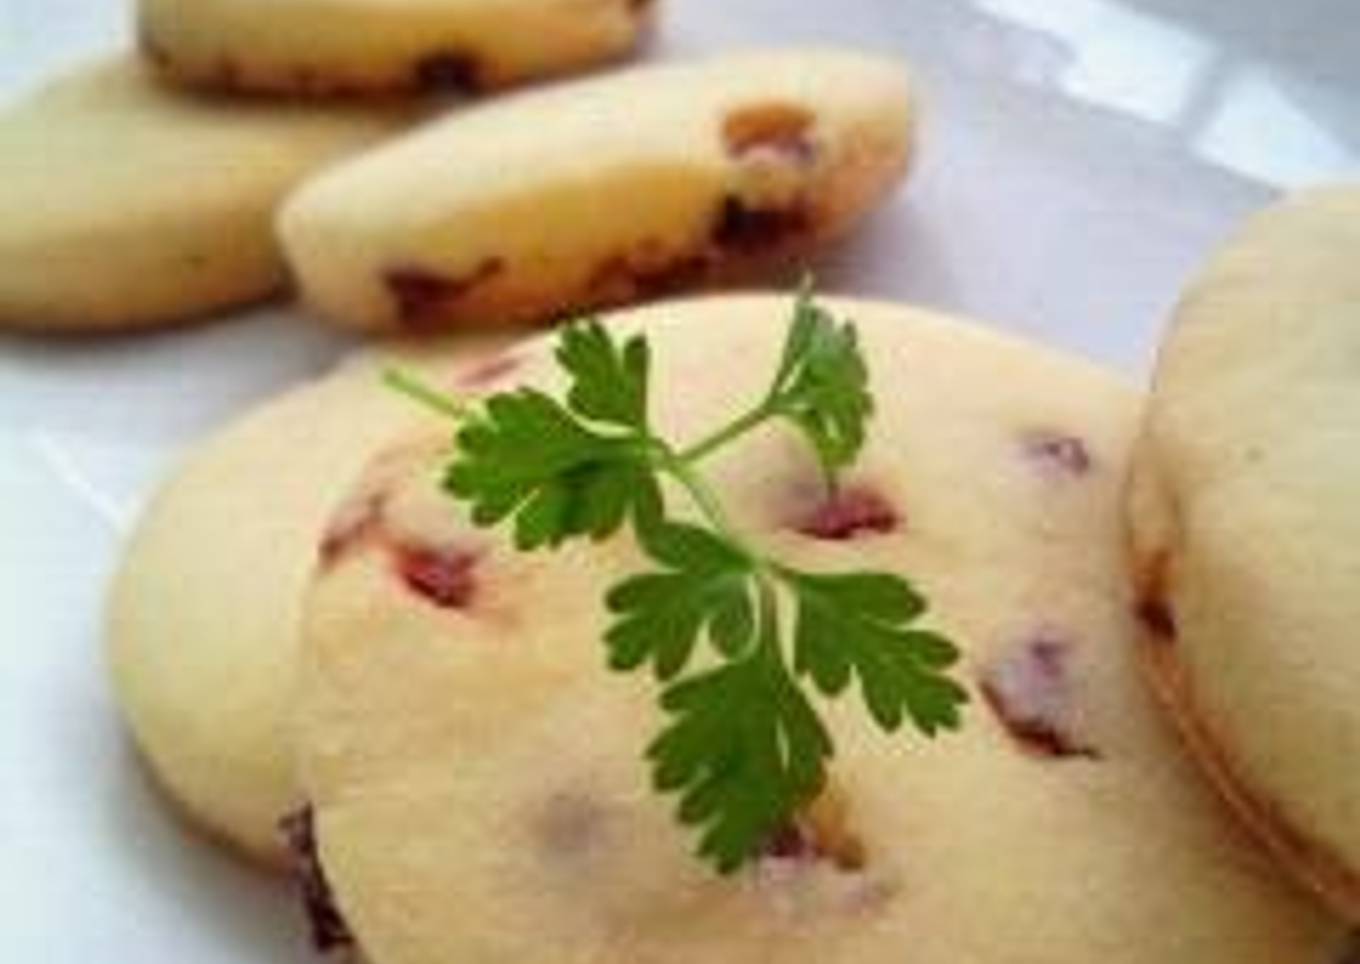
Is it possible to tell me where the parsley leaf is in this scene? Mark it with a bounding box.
[400,287,969,876]
[764,286,873,480]
[443,388,657,549]
[785,570,967,735]
[557,319,651,431]
[605,521,755,679]
[649,633,831,873]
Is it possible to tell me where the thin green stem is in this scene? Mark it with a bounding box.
[676,401,780,465]
[754,573,782,656]
[654,442,785,617]
[655,446,746,548]
[382,367,471,421]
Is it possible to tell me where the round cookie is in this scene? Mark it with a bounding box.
[107,334,514,866]
[1128,184,1360,920]
[278,51,914,333]
[297,296,1344,962]
[139,0,654,98]
[0,58,403,333]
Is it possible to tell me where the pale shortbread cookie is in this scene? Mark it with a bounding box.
[107,335,514,866]
[298,296,1343,962]
[1128,184,1360,920]
[0,58,403,333]
[278,51,914,333]
[139,0,654,97]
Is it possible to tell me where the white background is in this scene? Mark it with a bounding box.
[1,0,1357,960]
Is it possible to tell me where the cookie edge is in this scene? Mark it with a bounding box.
[1126,435,1360,923]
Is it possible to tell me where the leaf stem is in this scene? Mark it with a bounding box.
[754,575,782,656]
[676,401,779,466]
[655,446,745,546]
[654,442,784,613]
[382,367,471,421]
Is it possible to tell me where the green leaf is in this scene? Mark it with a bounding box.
[418,284,970,877]
[647,639,831,873]
[785,570,968,735]
[766,290,874,480]
[556,319,651,431]
[768,283,821,395]
[604,522,755,679]
[444,388,657,549]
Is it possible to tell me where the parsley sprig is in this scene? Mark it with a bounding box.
[388,287,967,873]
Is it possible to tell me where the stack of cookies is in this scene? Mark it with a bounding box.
[104,182,1360,960]
[21,0,1352,958]
[0,0,924,334]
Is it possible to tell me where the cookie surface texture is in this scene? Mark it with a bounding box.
[1128,183,1360,920]
[107,335,511,865]
[0,58,403,333]
[299,295,1344,962]
[138,0,655,96]
[278,50,915,332]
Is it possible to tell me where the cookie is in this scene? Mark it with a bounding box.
[297,295,1343,962]
[0,58,402,333]
[139,0,654,97]
[1128,184,1360,920]
[278,51,915,333]
[107,334,513,866]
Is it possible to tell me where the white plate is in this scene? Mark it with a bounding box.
[1,1,1356,960]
